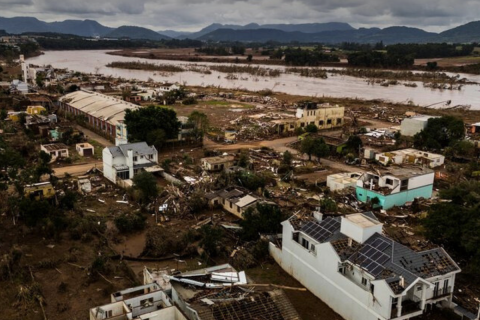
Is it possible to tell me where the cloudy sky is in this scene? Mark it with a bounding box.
[0,0,478,32]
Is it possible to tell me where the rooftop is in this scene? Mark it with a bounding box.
[106,142,156,158]
[368,166,434,179]
[201,155,235,164]
[344,213,381,228]
[41,143,69,151]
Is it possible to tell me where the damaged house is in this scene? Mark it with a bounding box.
[205,187,261,219]
[89,282,187,320]
[201,155,235,172]
[270,212,460,320]
[375,149,445,169]
[355,167,434,210]
[165,264,301,320]
[296,102,345,130]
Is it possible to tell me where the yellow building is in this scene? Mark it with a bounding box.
[26,105,47,115]
[296,102,344,130]
[24,182,56,200]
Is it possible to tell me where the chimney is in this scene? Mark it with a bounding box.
[348,238,353,247]
[127,149,134,179]
[399,276,405,288]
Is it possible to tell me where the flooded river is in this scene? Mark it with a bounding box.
[28,50,480,110]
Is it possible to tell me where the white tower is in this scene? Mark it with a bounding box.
[19,55,28,82]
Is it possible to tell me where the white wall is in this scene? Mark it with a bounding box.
[272,221,393,320]
[407,172,434,190]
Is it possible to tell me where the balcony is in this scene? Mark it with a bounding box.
[391,300,422,319]
[430,286,452,301]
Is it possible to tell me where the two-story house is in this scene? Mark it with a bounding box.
[356,167,434,209]
[102,142,159,184]
[269,212,460,320]
[296,102,345,130]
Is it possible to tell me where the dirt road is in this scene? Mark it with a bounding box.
[205,136,364,173]
[75,124,112,147]
[53,162,103,177]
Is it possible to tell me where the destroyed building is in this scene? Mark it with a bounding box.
[166,264,301,320]
[355,167,434,209]
[296,102,344,130]
[327,172,363,192]
[375,149,445,169]
[205,187,262,219]
[89,282,187,320]
[201,155,235,172]
[270,212,460,320]
[41,143,69,160]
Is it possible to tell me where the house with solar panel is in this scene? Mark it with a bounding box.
[269,212,461,320]
[355,167,434,209]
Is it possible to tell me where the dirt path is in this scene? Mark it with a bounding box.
[75,124,112,147]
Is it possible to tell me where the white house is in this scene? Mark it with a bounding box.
[41,143,69,160]
[374,149,445,168]
[102,142,159,184]
[400,116,437,137]
[76,143,95,157]
[269,212,461,320]
[11,79,29,94]
[356,167,434,209]
[327,172,363,191]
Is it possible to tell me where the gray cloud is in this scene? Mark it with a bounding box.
[0,0,479,32]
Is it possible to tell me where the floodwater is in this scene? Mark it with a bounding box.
[28,50,480,110]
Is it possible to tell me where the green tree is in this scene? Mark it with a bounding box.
[188,111,209,141]
[346,135,363,154]
[114,213,146,233]
[312,138,330,160]
[240,203,286,241]
[282,150,293,167]
[235,171,266,192]
[246,54,253,62]
[200,225,223,257]
[414,116,465,151]
[305,123,318,133]
[132,171,158,204]
[422,182,480,274]
[238,149,250,168]
[301,136,315,160]
[124,105,180,147]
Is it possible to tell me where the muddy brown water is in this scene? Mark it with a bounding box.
[28,50,480,109]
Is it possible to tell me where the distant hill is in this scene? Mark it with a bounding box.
[49,19,113,37]
[437,21,480,43]
[0,16,113,37]
[106,26,171,40]
[179,22,354,39]
[0,29,7,36]
[198,26,436,44]
[158,29,193,38]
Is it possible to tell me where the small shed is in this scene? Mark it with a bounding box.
[76,143,95,157]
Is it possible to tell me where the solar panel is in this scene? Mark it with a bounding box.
[351,242,391,277]
[300,218,340,243]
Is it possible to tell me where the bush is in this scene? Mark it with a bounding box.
[114,213,146,234]
[182,97,197,105]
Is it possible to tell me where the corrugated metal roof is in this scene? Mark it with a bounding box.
[59,90,140,126]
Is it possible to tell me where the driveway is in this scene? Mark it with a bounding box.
[53,162,103,177]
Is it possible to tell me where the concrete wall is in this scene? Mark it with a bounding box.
[400,118,430,137]
[356,185,433,209]
[296,106,345,130]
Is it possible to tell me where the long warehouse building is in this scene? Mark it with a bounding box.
[59,90,139,141]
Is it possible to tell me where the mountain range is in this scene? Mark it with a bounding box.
[1,16,480,44]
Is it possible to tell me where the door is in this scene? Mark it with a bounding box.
[83,148,93,157]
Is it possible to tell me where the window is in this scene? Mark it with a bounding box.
[327,119,332,125]
[337,118,342,125]
[229,202,232,208]
[237,206,240,213]
[319,120,324,126]
[386,178,393,185]
[310,244,315,253]
[148,154,153,160]
[417,285,422,292]
[300,122,305,127]
[301,238,309,249]
[140,297,154,308]
[361,277,368,286]
[370,284,375,294]
[133,156,138,162]
[338,266,345,274]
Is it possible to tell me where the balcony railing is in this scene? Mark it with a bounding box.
[432,286,452,300]
[391,300,422,319]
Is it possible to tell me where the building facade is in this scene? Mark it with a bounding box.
[356,167,434,209]
[296,102,345,130]
[375,149,445,168]
[270,213,460,320]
